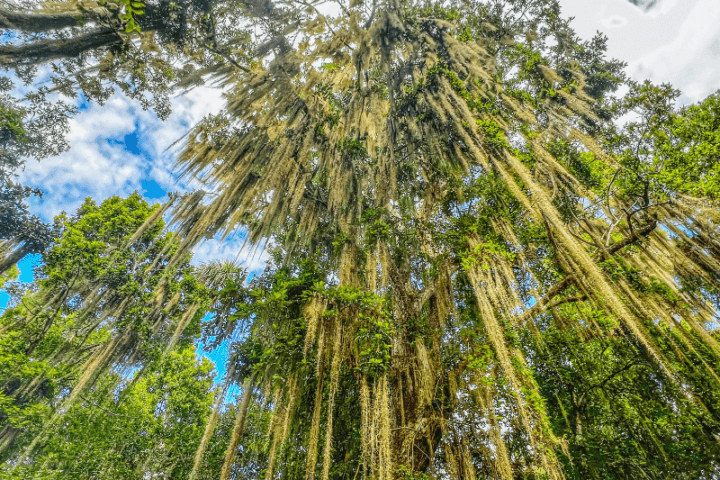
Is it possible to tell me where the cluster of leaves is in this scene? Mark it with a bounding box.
[604,82,720,201]
[459,239,516,271]
[227,255,324,380]
[323,286,394,378]
[116,0,147,33]
[599,255,679,303]
[397,464,432,480]
[0,319,68,439]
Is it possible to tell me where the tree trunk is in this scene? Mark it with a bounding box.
[219,375,256,480]
[0,8,83,32]
[394,368,445,473]
[0,28,121,66]
[0,244,28,276]
[0,425,19,455]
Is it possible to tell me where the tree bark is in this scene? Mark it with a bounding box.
[0,28,121,66]
[0,243,28,276]
[0,8,84,33]
[219,375,256,480]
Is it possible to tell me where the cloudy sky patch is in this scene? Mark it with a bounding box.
[19,85,225,219]
[629,0,720,102]
[562,0,718,103]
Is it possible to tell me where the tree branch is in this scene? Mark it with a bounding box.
[578,360,641,405]
[0,8,84,32]
[78,393,134,418]
[0,28,121,65]
[545,293,586,310]
[604,218,657,257]
[514,275,575,325]
[512,218,658,324]
[207,45,251,73]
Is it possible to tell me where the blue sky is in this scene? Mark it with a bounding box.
[0,254,40,310]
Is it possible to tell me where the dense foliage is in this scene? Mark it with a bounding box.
[4,348,217,480]
[2,0,720,479]
[0,195,217,462]
[0,0,243,118]
[161,0,720,477]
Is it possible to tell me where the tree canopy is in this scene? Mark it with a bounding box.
[1,0,720,479]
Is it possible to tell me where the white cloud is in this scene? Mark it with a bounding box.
[20,95,145,218]
[558,0,717,104]
[191,233,270,275]
[17,80,246,266]
[627,0,720,103]
[19,85,225,220]
[652,0,681,16]
[629,0,682,17]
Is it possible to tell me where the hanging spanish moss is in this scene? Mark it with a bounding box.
[159,0,720,470]
[3,0,720,478]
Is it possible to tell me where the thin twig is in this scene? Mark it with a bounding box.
[78,393,134,418]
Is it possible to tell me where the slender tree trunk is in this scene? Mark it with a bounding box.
[0,425,19,455]
[0,8,84,32]
[24,274,78,357]
[219,375,256,480]
[0,244,28,276]
[0,28,121,65]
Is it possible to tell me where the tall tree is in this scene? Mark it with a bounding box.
[3,347,217,480]
[3,0,720,479]
[165,0,720,478]
[0,193,219,457]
